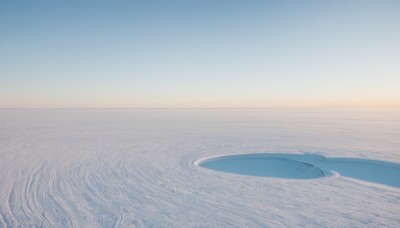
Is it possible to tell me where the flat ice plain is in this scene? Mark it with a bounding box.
[0,109,399,227]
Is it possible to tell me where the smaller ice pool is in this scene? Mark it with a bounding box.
[198,156,325,179]
[196,153,400,188]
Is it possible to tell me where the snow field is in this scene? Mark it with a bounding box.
[0,109,399,227]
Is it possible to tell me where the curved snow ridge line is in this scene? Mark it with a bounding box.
[5,164,71,227]
[0,160,142,227]
[49,172,78,227]
[195,153,400,188]
[4,180,18,227]
[0,210,7,228]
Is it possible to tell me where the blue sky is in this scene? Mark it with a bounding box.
[1,0,399,108]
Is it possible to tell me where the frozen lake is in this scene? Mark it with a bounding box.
[197,153,400,187]
[0,109,399,227]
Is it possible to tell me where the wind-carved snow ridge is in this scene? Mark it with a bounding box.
[196,153,400,188]
[3,160,130,227]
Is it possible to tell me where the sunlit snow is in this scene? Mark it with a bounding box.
[0,109,399,227]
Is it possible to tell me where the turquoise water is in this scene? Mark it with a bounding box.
[198,153,400,187]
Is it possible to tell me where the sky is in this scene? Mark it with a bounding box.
[1,0,399,108]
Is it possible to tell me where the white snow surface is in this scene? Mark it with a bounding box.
[0,109,399,227]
